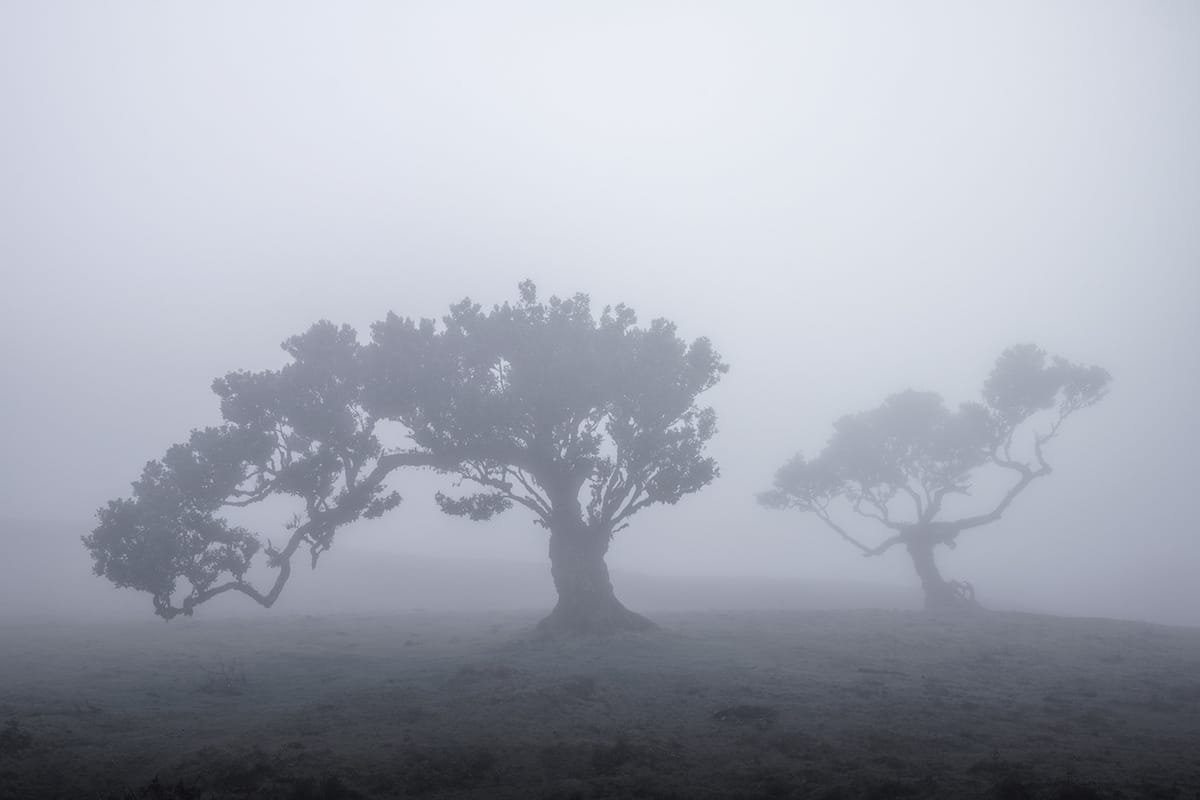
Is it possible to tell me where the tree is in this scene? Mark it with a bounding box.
[85,282,727,634]
[758,345,1110,610]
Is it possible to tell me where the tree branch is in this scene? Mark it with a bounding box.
[160,516,314,619]
[850,490,905,531]
[510,467,553,521]
[454,460,553,525]
[812,505,905,557]
[900,485,924,521]
[949,467,1044,531]
[609,466,666,528]
[157,448,463,619]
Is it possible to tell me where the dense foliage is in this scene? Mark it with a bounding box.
[86,282,726,631]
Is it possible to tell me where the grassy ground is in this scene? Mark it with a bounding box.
[1,609,1198,799]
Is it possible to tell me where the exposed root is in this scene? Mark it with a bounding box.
[924,579,983,612]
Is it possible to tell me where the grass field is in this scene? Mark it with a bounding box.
[2,608,1198,799]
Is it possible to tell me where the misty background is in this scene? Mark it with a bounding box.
[2,2,1197,626]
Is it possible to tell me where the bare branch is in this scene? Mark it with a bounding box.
[926,481,969,522]
[596,466,634,525]
[900,485,924,521]
[849,488,905,531]
[510,467,553,520]
[159,515,317,619]
[950,468,1045,531]
[610,475,654,528]
[812,505,905,557]
[862,533,906,556]
[453,459,553,524]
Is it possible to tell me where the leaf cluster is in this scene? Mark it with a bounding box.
[760,344,1110,539]
[366,280,727,532]
[85,321,417,617]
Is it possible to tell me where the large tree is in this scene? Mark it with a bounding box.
[758,345,1110,610]
[85,282,727,633]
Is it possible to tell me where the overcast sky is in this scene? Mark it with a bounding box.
[2,1,1197,624]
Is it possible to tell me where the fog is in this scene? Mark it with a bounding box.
[2,2,1198,626]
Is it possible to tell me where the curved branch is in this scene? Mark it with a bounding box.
[964,404,1071,533]
[156,448,460,619]
[850,494,905,531]
[596,467,634,526]
[926,481,969,522]
[609,474,656,528]
[452,460,553,525]
[949,467,1045,532]
[812,506,906,557]
[159,519,311,619]
[862,532,906,556]
[900,485,924,521]
[510,467,553,520]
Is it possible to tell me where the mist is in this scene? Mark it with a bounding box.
[4,4,1200,797]
[3,0,1196,627]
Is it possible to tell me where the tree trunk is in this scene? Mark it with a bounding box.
[906,539,979,611]
[538,522,654,635]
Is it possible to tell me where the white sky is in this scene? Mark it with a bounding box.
[2,1,1197,623]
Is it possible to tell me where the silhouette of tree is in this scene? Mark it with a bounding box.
[85,282,727,633]
[758,345,1109,609]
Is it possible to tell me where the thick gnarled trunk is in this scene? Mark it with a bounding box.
[906,539,979,611]
[538,523,654,635]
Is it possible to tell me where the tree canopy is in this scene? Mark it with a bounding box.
[759,344,1110,608]
[85,282,727,631]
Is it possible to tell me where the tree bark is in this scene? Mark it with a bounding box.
[538,522,654,635]
[905,538,979,611]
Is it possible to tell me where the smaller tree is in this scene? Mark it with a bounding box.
[758,345,1110,609]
